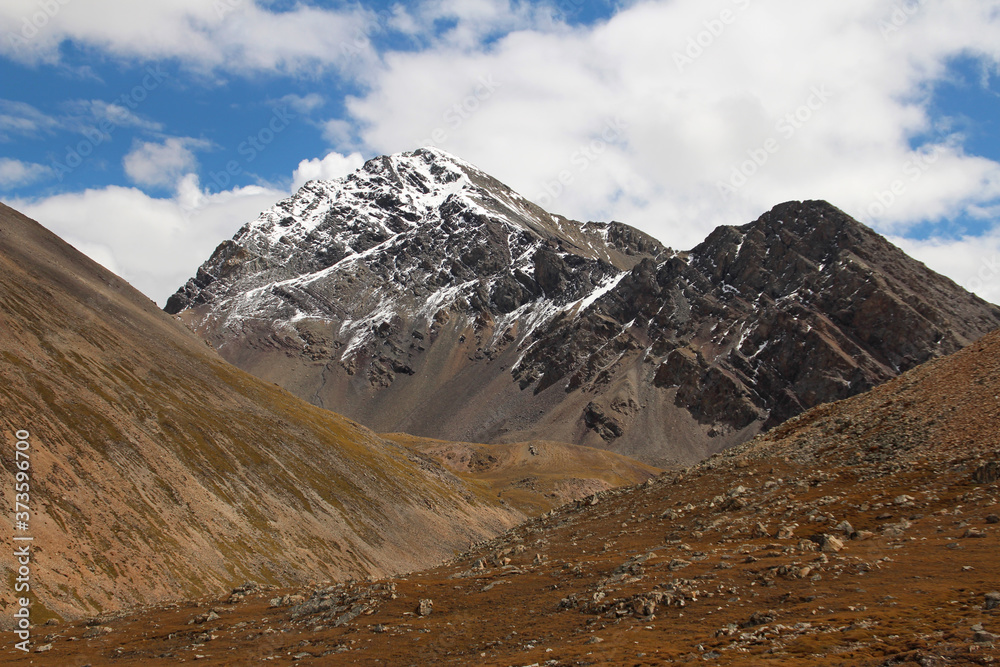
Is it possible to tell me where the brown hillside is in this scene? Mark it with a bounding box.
[22,328,1000,665]
[1,202,618,625]
[385,434,661,516]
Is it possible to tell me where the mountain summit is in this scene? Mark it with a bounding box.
[168,150,1000,466]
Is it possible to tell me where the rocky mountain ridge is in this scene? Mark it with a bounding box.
[168,149,1000,466]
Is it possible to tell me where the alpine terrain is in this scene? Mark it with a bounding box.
[0,202,657,625]
[18,301,1000,666]
[168,148,1000,466]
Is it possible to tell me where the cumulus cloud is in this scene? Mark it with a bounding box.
[9,150,367,304]
[6,0,1000,308]
[291,151,366,189]
[387,0,561,49]
[893,233,1000,306]
[277,93,326,115]
[123,137,211,189]
[0,0,377,75]
[0,158,54,189]
[346,0,1000,253]
[10,182,284,305]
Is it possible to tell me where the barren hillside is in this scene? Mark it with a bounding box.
[16,325,999,663]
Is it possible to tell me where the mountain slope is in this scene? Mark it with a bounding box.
[386,434,661,516]
[23,314,1000,666]
[168,150,1000,466]
[514,199,1000,463]
[0,202,656,624]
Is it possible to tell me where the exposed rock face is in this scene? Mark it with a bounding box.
[167,150,1000,466]
[515,200,1000,450]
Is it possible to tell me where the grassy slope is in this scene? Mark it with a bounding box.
[0,203,526,623]
[16,329,999,665]
[385,433,661,515]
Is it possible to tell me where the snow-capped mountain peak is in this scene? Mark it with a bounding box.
[166,153,1000,466]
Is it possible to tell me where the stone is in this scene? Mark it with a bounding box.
[631,598,656,618]
[776,525,796,540]
[973,462,999,485]
[985,592,1000,611]
[417,599,433,617]
[742,610,777,628]
[986,514,1000,525]
[82,626,112,638]
[973,630,998,644]
[813,534,844,552]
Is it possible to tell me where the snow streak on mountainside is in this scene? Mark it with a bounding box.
[168,147,660,360]
[168,149,1000,466]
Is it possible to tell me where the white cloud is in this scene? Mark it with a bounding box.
[389,0,561,49]
[6,0,1000,310]
[894,234,1000,306]
[0,99,60,140]
[0,0,378,75]
[10,182,284,306]
[277,93,326,115]
[123,137,211,189]
[62,99,164,134]
[345,0,1000,252]
[0,158,54,189]
[9,149,364,305]
[291,151,366,189]
[321,118,356,149]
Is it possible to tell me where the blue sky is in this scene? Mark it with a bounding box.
[1,0,999,305]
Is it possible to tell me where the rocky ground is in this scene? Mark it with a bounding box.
[16,330,1000,665]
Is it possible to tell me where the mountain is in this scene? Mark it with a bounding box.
[23,312,1000,666]
[0,202,656,624]
[167,148,1000,466]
